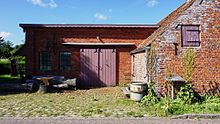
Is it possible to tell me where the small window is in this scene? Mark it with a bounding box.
[39,52,52,71]
[181,25,200,47]
[60,52,71,71]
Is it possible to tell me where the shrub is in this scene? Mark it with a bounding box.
[0,62,11,74]
[181,48,196,83]
[176,83,196,104]
[141,82,159,106]
[177,48,197,104]
[0,59,25,75]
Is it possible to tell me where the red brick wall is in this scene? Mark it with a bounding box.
[151,0,220,95]
[24,27,156,85]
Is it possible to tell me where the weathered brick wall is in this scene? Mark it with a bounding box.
[132,52,148,83]
[152,0,220,95]
[24,27,156,85]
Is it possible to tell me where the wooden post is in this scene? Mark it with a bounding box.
[171,81,174,99]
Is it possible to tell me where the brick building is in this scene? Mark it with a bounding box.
[131,0,220,95]
[20,24,158,87]
[20,0,219,93]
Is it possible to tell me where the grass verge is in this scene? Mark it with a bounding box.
[144,97,220,117]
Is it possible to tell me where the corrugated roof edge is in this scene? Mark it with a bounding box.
[19,24,159,29]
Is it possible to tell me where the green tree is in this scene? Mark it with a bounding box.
[0,37,13,59]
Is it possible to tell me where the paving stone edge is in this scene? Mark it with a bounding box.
[172,114,220,119]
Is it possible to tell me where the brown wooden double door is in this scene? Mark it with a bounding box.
[80,48,116,87]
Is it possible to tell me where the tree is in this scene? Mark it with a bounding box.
[0,38,13,59]
[0,37,17,75]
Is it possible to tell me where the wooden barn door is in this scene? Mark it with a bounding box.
[99,49,116,86]
[80,48,116,87]
[80,49,99,87]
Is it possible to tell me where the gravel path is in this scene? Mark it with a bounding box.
[0,117,220,124]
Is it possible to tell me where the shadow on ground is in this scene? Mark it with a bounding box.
[0,81,69,96]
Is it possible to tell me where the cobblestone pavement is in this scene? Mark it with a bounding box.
[0,117,220,124]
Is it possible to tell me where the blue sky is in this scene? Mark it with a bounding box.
[0,0,185,45]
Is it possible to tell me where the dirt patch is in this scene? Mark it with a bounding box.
[63,87,124,97]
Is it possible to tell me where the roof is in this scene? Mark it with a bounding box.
[132,0,196,53]
[62,42,135,46]
[19,24,159,29]
[14,45,25,56]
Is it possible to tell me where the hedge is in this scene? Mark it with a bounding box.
[0,60,25,75]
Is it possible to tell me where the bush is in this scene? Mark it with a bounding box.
[141,82,159,106]
[0,59,25,75]
[145,96,220,116]
[0,62,11,74]
[176,83,197,104]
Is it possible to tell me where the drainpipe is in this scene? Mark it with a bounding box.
[131,55,135,78]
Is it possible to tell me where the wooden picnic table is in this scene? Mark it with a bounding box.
[36,77,53,86]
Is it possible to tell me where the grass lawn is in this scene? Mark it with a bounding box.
[0,87,220,118]
[0,75,20,83]
[0,87,146,118]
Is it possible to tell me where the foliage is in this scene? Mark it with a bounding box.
[12,44,25,62]
[0,37,25,60]
[146,46,157,83]
[181,48,196,83]
[154,97,174,116]
[0,38,13,59]
[0,74,20,83]
[0,39,25,75]
[176,48,196,104]
[141,82,159,106]
[0,59,25,75]
[0,65,10,74]
[176,83,196,104]
[0,59,10,64]
[146,95,220,117]
[142,46,158,106]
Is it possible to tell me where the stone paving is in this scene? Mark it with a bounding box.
[0,117,220,124]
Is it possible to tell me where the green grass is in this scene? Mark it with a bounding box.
[144,97,220,117]
[0,74,20,83]
[0,87,220,118]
